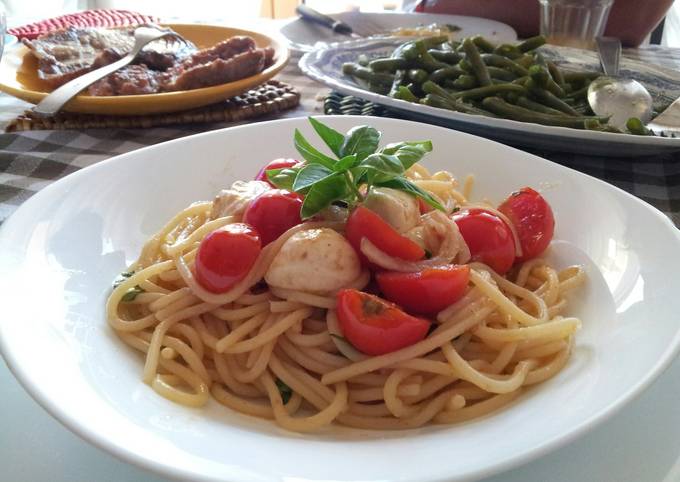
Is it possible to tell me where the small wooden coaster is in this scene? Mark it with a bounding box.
[5,80,300,132]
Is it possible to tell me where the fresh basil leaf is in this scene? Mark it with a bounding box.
[267,167,300,191]
[379,140,433,169]
[113,271,134,289]
[309,117,345,157]
[363,166,400,186]
[294,129,337,169]
[275,379,292,405]
[121,285,145,302]
[300,172,350,219]
[360,153,405,176]
[292,164,334,194]
[339,125,381,162]
[377,176,445,211]
[333,154,358,172]
[350,165,368,183]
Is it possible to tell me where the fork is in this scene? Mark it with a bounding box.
[32,25,186,117]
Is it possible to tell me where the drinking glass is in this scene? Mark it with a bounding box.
[539,0,614,49]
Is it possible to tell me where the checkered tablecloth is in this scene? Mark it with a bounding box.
[2,48,680,227]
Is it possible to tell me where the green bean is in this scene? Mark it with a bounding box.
[369,58,408,72]
[342,63,394,85]
[584,119,622,133]
[504,91,521,104]
[516,96,568,116]
[626,117,652,135]
[547,61,566,87]
[452,74,478,89]
[422,35,450,48]
[447,40,461,50]
[493,44,523,59]
[518,35,546,52]
[406,82,424,97]
[388,69,406,97]
[399,42,420,61]
[394,85,419,102]
[413,40,449,72]
[482,97,607,128]
[515,55,535,69]
[462,38,492,86]
[458,58,473,73]
[428,49,462,64]
[472,35,496,53]
[429,66,465,83]
[570,101,594,115]
[563,84,591,100]
[442,79,462,90]
[532,51,548,67]
[487,66,517,81]
[408,68,429,84]
[423,80,508,112]
[512,76,529,85]
[526,79,579,115]
[421,93,496,117]
[391,40,415,59]
[481,54,528,76]
[368,81,389,94]
[422,80,451,97]
[561,70,601,82]
[528,65,566,97]
[450,83,526,101]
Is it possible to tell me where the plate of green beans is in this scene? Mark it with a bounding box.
[299,35,680,156]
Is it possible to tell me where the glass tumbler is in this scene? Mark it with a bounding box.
[539,0,614,49]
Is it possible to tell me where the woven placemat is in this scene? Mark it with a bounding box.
[6,80,300,132]
[323,91,398,118]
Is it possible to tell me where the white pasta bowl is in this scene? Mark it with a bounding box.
[1,116,679,482]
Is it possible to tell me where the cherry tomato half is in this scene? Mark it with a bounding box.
[376,265,470,315]
[498,187,555,262]
[195,223,261,294]
[336,289,431,355]
[417,197,433,214]
[453,209,516,274]
[345,206,425,266]
[243,189,303,246]
[255,158,301,187]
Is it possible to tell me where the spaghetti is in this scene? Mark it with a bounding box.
[107,161,584,433]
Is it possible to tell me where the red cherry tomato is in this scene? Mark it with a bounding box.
[345,206,425,266]
[255,158,300,187]
[417,197,433,214]
[498,187,555,262]
[195,223,261,294]
[453,209,516,274]
[243,189,303,245]
[336,289,431,355]
[376,265,470,315]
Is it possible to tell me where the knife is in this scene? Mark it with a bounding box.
[295,4,361,38]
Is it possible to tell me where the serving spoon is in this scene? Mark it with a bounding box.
[587,37,653,131]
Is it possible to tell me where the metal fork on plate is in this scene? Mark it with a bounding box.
[32,25,187,117]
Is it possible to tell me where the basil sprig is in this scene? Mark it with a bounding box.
[267,117,444,219]
[113,271,145,302]
[275,378,293,404]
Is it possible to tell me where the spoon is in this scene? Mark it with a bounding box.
[587,37,653,131]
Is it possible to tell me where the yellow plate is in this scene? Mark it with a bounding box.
[0,24,290,115]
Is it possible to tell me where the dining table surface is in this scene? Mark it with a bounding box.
[1,14,680,482]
